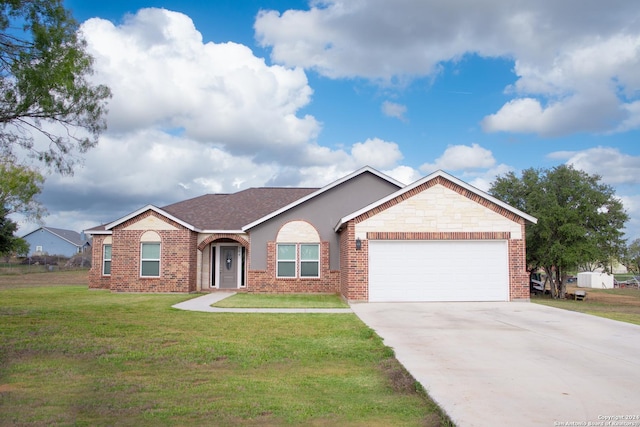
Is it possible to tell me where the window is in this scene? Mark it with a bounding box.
[141,243,160,277]
[277,244,296,278]
[103,245,112,276]
[276,243,320,278]
[300,244,319,277]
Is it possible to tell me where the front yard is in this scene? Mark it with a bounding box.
[533,286,640,325]
[0,272,448,426]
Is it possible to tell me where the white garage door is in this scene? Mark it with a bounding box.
[368,240,509,302]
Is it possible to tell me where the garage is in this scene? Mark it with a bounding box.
[368,240,509,302]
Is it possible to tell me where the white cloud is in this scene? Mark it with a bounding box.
[382,165,421,185]
[420,143,496,173]
[81,8,319,157]
[351,138,403,169]
[255,0,640,135]
[462,164,515,193]
[381,101,407,121]
[548,146,640,185]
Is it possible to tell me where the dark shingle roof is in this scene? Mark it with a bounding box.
[161,187,319,230]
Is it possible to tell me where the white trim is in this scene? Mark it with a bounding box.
[106,205,197,232]
[140,242,161,278]
[211,243,244,289]
[242,166,403,231]
[276,243,297,278]
[300,243,320,278]
[102,244,112,276]
[335,169,538,232]
[275,242,321,279]
[84,229,112,235]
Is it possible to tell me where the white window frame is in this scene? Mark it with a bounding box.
[102,244,112,276]
[300,244,320,278]
[140,242,161,278]
[276,243,320,279]
[276,243,297,278]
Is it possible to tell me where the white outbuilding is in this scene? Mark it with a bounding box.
[577,272,614,289]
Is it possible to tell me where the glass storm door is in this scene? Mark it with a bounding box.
[219,246,238,289]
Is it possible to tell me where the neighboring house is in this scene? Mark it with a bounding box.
[85,167,537,302]
[22,227,91,258]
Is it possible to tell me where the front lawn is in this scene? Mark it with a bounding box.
[213,293,349,308]
[0,285,449,426]
[532,287,640,325]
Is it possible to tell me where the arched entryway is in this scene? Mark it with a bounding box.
[198,235,248,291]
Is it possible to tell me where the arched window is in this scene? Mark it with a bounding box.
[276,221,320,278]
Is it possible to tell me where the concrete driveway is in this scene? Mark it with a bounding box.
[351,302,640,426]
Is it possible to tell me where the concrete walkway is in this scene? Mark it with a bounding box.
[171,292,353,313]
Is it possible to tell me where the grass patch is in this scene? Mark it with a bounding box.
[0,269,89,289]
[212,293,349,308]
[532,286,640,325]
[0,283,448,426]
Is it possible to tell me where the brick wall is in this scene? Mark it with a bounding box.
[108,211,198,293]
[88,234,112,289]
[247,241,339,293]
[339,222,368,301]
[508,224,530,300]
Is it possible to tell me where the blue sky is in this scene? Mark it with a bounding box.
[17,1,640,242]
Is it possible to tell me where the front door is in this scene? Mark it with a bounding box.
[219,246,238,289]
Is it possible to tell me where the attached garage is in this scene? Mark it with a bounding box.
[336,170,538,302]
[368,240,509,302]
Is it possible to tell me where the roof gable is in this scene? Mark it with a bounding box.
[22,227,84,247]
[335,170,537,231]
[163,187,318,231]
[105,205,196,232]
[243,166,404,231]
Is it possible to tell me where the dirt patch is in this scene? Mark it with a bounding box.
[0,384,19,392]
[565,285,640,307]
[0,270,88,289]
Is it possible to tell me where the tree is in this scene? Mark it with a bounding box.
[0,206,19,256]
[0,160,45,220]
[0,0,111,175]
[490,165,628,298]
[626,239,640,274]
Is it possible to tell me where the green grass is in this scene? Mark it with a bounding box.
[533,288,640,325]
[213,293,349,308]
[0,286,449,426]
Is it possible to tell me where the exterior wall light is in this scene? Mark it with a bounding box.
[355,237,362,250]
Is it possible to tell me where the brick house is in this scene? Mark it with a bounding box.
[85,167,536,302]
